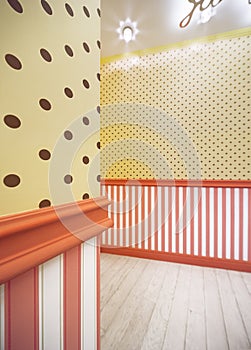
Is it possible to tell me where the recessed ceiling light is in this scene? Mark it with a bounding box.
[117,18,139,43]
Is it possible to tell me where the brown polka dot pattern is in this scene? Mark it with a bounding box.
[39,98,51,111]
[64,87,73,98]
[7,0,23,13]
[83,6,90,18]
[39,149,51,160]
[1,0,101,215]
[3,174,21,187]
[5,54,22,70]
[40,48,52,62]
[82,193,89,199]
[83,42,90,53]
[101,35,251,180]
[64,44,74,57]
[96,8,100,17]
[82,116,89,125]
[41,0,53,15]
[64,130,73,140]
[39,199,51,208]
[82,79,90,89]
[97,40,101,49]
[4,114,21,129]
[82,156,89,164]
[64,174,73,184]
[65,3,74,17]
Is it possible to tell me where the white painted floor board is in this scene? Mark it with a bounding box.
[101,254,251,350]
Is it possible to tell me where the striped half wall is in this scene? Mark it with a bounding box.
[101,180,251,272]
[0,239,99,350]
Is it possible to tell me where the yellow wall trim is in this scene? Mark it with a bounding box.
[101,26,251,65]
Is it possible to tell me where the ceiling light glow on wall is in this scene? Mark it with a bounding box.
[117,19,139,43]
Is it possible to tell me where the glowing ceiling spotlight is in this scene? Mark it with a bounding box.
[198,6,216,24]
[117,18,139,43]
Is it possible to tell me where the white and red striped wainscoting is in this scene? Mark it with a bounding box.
[0,240,100,350]
[101,179,251,272]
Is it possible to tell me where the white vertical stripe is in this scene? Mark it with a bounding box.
[194,188,198,256]
[209,188,214,258]
[164,187,169,252]
[125,186,129,247]
[144,186,148,250]
[234,189,240,260]
[218,188,223,259]
[226,188,231,259]
[138,187,142,249]
[107,185,112,245]
[201,188,206,257]
[158,187,162,251]
[0,285,4,350]
[132,186,136,248]
[186,187,191,255]
[112,186,117,246]
[172,187,176,253]
[101,186,106,245]
[119,185,123,247]
[151,186,155,251]
[243,188,248,261]
[39,256,63,350]
[82,239,97,350]
[179,187,183,254]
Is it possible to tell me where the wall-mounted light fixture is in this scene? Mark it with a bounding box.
[117,18,139,43]
[180,0,223,28]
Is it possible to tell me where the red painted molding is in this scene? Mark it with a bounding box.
[101,247,251,273]
[101,178,251,188]
[0,197,113,284]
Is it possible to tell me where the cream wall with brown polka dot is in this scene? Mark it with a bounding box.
[0,0,101,215]
[100,28,251,180]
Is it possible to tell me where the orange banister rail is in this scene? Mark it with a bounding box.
[0,197,113,283]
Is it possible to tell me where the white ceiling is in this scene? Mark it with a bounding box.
[101,0,251,58]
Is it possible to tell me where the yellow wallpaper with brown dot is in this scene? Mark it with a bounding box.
[0,0,101,215]
[100,30,251,180]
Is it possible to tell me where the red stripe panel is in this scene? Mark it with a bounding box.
[147,186,152,251]
[248,189,251,262]
[101,178,251,188]
[214,188,218,258]
[175,187,179,253]
[64,246,81,350]
[182,187,187,255]
[129,186,133,247]
[198,188,202,256]
[168,187,172,253]
[141,187,146,250]
[206,188,210,257]
[190,188,195,256]
[239,188,244,261]
[5,268,39,350]
[222,188,227,259]
[154,187,158,252]
[110,185,115,247]
[230,188,235,260]
[161,187,165,252]
[135,186,139,248]
[113,186,119,246]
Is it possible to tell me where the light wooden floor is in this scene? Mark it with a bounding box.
[100,253,251,350]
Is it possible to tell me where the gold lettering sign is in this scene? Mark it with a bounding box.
[180,0,223,28]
